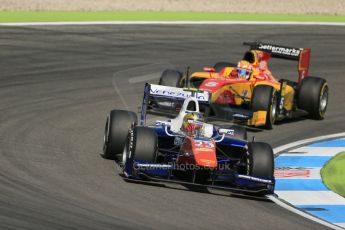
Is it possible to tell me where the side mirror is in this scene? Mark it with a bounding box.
[155,120,171,126]
[253,75,265,80]
[218,128,235,136]
[203,67,216,72]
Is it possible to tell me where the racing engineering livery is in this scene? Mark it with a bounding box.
[157,42,329,129]
[103,84,275,195]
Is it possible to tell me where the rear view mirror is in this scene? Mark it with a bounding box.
[218,128,235,136]
[203,67,216,72]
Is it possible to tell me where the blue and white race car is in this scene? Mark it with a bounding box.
[103,83,275,195]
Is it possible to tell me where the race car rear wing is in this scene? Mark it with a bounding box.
[140,83,211,125]
[243,42,311,84]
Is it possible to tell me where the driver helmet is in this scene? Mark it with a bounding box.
[181,112,203,136]
[237,60,253,80]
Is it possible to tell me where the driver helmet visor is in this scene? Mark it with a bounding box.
[237,68,250,76]
[187,119,203,127]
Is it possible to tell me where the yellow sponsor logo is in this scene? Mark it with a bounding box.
[199,159,215,164]
[196,148,213,151]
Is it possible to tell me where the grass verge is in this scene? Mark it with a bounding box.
[321,152,345,197]
[0,11,345,23]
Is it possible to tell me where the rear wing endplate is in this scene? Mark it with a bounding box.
[243,42,311,83]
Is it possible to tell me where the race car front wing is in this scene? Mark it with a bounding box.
[123,160,275,195]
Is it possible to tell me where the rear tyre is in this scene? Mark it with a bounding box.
[247,142,274,178]
[251,85,278,129]
[213,62,236,72]
[103,110,137,159]
[298,77,328,119]
[159,69,183,87]
[124,127,158,164]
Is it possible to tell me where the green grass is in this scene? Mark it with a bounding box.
[321,152,345,197]
[0,11,345,23]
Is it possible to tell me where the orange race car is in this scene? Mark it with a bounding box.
[156,42,329,129]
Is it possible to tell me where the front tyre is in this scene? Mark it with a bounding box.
[213,62,236,72]
[247,142,274,178]
[123,127,158,164]
[159,69,183,87]
[103,110,137,159]
[298,77,328,119]
[251,85,278,129]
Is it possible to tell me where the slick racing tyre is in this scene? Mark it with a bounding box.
[298,77,328,119]
[251,85,278,129]
[213,62,236,72]
[123,127,158,165]
[247,142,274,178]
[103,110,137,159]
[159,69,183,87]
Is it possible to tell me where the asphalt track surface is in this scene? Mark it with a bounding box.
[1,24,345,230]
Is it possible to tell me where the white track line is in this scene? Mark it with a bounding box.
[267,195,344,230]
[276,191,345,205]
[269,132,345,230]
[273,132,345,154]
[1,21,345,26]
